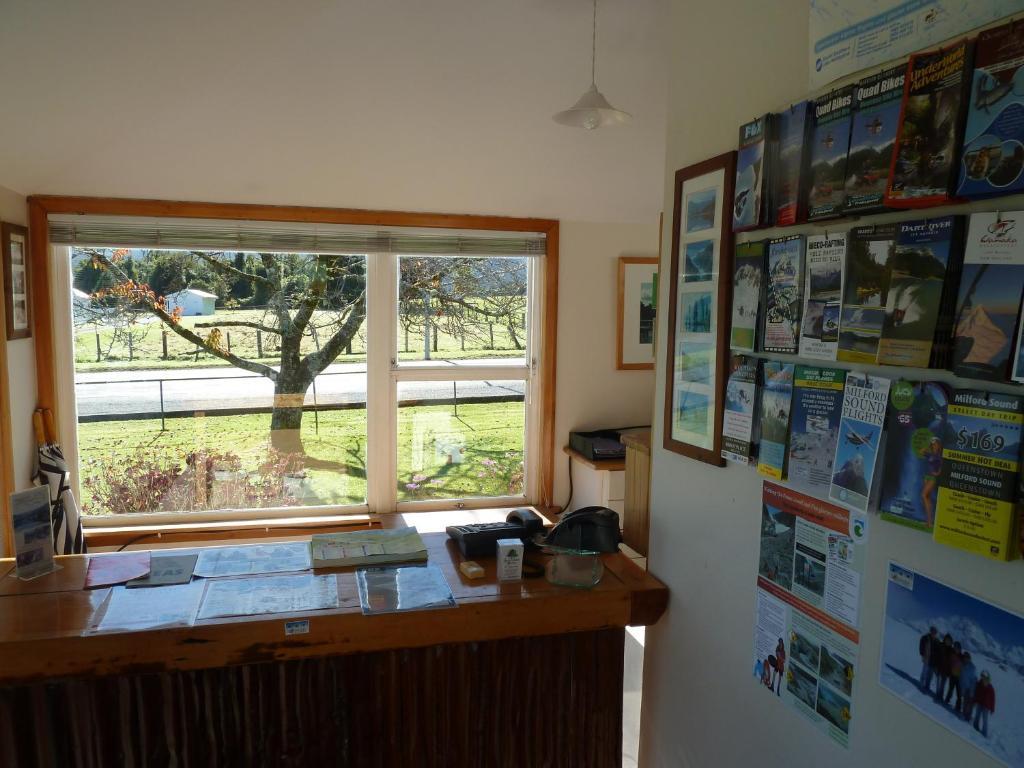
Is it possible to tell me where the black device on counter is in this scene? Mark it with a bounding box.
[544,507,622,553]
[568,426,648,461]
[446,508,545,558]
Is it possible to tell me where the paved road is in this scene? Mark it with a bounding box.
[75,361,527,418]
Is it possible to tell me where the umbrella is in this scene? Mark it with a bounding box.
[33,408,86,555]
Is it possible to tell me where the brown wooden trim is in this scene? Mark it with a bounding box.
[0,242,13,556]
[27,195,555,233]
[616,255,658,371]
[84,513,378,550]
[26,196,560,512]
[27,200,56,424]
[538,221,559,508]
[0,532,668,684]
[662,152,736,467]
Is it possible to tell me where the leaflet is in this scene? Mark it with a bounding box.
[798,233,845,360]
[753,482,867,748]
[933,389,1023,561]
[829,372,890,513]
[721,355,758,465]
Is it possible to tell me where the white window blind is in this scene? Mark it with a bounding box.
[48,215,546,257]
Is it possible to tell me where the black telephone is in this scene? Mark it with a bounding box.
[445,508,545,557]
[544,506,622,553]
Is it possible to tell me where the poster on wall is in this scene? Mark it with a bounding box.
[879,562,1024,767]
[752,482,868,748]
[809,0,1024,90]
[617,257,659,369]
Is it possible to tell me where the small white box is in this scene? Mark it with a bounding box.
[496,539,524,581]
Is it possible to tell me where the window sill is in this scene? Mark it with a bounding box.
[84,514,377,550]
[84,506,559,551]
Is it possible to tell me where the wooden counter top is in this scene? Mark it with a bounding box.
[0,532,667,686]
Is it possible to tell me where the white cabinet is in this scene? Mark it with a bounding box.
[565,448,625,515]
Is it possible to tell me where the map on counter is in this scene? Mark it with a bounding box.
[193,541,311,578]
[197,573,340,621]
[92,581,206,634]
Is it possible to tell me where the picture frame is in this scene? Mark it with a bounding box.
[2,222,31,340]
[663,152,736,465]
[616,256,658,370]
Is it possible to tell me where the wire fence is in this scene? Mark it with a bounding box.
[75,370,527,433]
[73,307,527,366]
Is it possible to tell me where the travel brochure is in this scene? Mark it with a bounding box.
[829,372,890,513]
[934,389,1023,561]
[787,366,844,495]
[9,486,57,580]
[798,233,845,360]
[721,355,758,465]
[753,482,867,748]
[756,362,795,480]
[878,380,951,533]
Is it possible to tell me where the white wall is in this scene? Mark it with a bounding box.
[0,184,36,493]
[552,220,659,507]
[640,2,1024,767]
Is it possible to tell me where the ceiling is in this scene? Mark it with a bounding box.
[0,0,667,223]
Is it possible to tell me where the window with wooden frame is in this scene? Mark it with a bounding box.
[28,199,558,527]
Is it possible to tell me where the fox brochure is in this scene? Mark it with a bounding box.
[934,389,1023,561]
[722,355,758,465]
[734,115,772,231]
[799,233,845,360]
[829,372,890,513]
[754,482,867,748]
[878,380,951,532]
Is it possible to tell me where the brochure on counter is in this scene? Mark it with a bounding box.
[753,482,868,748]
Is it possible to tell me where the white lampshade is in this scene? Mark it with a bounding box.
[552,83,632,130]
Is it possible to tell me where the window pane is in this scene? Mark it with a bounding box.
[397,256,528,363]
[71,247,368,515]
[396,380,526,501]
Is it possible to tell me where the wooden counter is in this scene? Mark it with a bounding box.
[0,521,667,767]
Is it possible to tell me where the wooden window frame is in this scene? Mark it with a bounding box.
[26,196,560,524]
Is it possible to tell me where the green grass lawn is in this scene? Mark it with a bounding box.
[77,401,525,514]
[74,309,526,372]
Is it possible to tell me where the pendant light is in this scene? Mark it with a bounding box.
[553,0,631,130]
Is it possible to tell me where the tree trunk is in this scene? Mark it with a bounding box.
[270,372,311,454]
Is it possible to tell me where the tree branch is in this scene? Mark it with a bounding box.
[191,251,274,289]
[91,253,279,382]
[194,320,281,334]
[301,292,367,378]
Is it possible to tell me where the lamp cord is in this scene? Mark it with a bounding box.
[591,0,597,85]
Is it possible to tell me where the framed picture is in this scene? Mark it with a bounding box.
[617,256,658,369]
[663,152,736,465]
[2,222,31,340]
